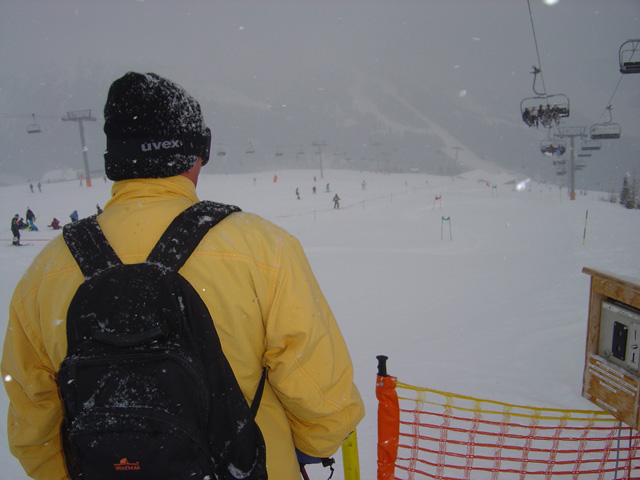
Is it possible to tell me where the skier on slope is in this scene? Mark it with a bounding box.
[25,207,38,231]
[10,214,21,245]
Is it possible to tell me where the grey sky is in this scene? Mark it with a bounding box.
[1,1,638,189]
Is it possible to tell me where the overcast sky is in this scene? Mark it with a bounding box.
[1,0,638,184]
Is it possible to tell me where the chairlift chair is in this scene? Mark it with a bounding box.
[520,94,570,127]
[26,114,41,134]
[590,123,621,140]
[581,139,601,151]
[619,39,640,74]
[540,139,566,157]
[590,105,622,140]
[577,153,592,158]
[246,142,255,154]
[521,67,570,127]
[556,167,567,176]
[216,144,226,156]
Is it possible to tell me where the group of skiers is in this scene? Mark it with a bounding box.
[294,186,342,208]
[522,104,567,128]
[292,178,374,209]
[541,143,566,157]
[9,205,102,246]
[10,207,38,245]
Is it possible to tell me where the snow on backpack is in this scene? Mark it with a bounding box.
[59,201,267,480]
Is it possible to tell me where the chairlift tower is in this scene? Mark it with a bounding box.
[370,142,382,172]
[556,126,586,200]
[62,110,96,186]
[452,146,463,174]
[312,141,326,178]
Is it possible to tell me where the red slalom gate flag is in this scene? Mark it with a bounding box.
[376,356,399,480]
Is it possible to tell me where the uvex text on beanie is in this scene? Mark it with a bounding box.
[103,72,211,181]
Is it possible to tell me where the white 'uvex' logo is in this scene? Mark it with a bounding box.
[141,140,182,152]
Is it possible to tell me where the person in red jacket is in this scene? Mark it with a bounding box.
[48,218,60,230]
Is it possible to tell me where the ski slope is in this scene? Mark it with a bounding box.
[1,169,638,479]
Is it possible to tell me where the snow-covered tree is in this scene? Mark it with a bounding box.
[632,174,639,210]
[620,173,633,209]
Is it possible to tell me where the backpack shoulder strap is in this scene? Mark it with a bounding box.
[63,216,122,279]
[148,200,269,410]
[146,201,241,271]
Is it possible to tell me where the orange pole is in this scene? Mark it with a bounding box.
[376,355,399,480]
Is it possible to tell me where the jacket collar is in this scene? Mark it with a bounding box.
[105,175,200,208]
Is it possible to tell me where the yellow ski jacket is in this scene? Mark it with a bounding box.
[2,175,364,480]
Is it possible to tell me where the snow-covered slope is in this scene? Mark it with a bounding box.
[1,169,638,479]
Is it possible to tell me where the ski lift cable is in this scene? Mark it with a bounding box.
[596,78,623,123]
[594,41,638,121]
[0,112,70,119]
[526,0,548,98]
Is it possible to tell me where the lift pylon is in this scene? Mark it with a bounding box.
[62,110,97,186]
[556,126,587,200]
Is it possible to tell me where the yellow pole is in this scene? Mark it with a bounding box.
[341,430,360,480]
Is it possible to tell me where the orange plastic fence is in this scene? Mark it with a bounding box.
[377,380,640,480]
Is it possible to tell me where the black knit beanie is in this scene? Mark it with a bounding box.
[103,72,211,181]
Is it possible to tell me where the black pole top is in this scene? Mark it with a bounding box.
[376,355,388,377]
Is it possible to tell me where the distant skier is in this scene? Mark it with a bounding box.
[11,214,21,245]
[37,182,42,192]
[48,218,61,230]
[312,185,317,194]
[25,207,38,231]
[296,187,300,200]
[29,183,34,193]
[326,183,330,193]
[333,194,341,209]
[361,180,366,191]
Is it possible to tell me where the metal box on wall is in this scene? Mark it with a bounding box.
[598,300,640,373]
[582,268,640,430]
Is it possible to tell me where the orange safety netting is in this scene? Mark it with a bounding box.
[378,381,640,480]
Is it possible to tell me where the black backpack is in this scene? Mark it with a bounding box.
[59,201,267,480]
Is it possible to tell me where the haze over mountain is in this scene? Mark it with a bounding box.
[1,1,639,192]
